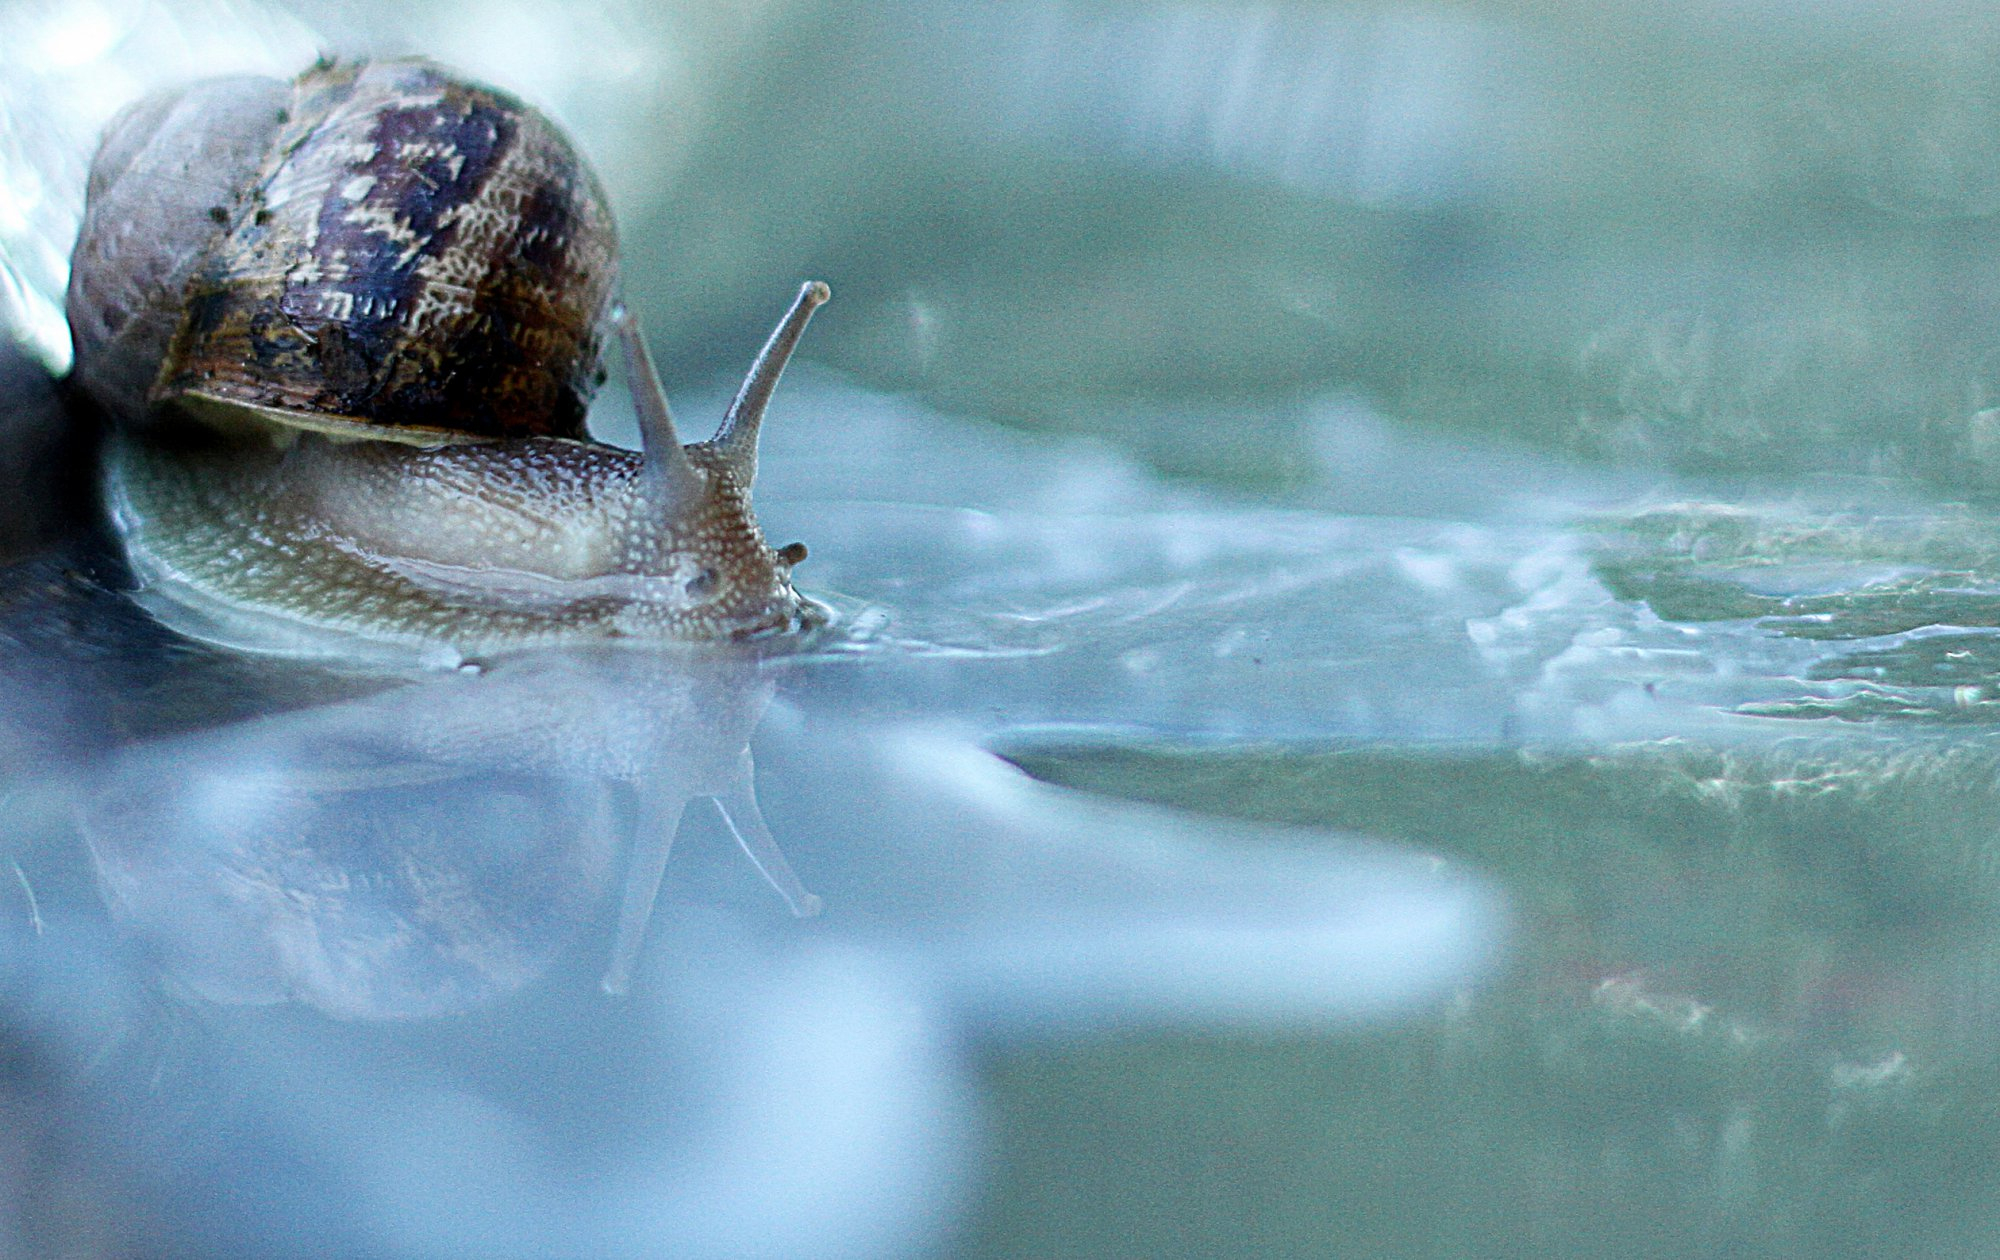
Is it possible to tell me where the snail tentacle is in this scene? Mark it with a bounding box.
[611,304,705,516]
[710,280,831,480]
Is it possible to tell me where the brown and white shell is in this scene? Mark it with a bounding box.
[70,58,618,445]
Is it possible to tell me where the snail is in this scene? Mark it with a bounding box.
[64,57,830,661]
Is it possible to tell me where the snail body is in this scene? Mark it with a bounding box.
[68,58,828,659]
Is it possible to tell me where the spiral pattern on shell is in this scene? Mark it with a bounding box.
[151,59,618,444]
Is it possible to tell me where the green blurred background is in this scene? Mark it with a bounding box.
[596,0,2000,500]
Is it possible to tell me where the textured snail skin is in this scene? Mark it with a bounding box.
[68,58,828,658]
[108,432,825,655]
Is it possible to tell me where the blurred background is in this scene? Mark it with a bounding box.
[10,0,2000,498]
[12,1,2000,1257]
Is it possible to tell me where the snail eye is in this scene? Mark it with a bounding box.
[685,567,719,599]
[776,541,808,567]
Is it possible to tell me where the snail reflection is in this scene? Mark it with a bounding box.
[79,647,817,1018]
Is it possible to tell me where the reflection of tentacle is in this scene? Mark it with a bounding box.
[715,749,823,919]
[601,791,693,997]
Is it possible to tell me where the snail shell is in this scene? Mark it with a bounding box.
[66,58,829,659]
[70,58,614,443]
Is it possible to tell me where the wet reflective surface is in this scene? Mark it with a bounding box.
[0,454,1504,1254]
[12,1,2000,1257]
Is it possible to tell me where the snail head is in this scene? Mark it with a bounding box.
[609,281,831,640]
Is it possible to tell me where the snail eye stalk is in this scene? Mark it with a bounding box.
[612,303,704,516]
[710,281,831,484]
